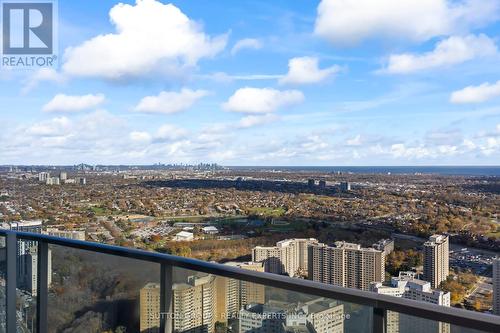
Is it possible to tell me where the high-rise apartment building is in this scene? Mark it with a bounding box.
[252,238,319,276]
[172,274,219,333]
[140,264,265,333]
[24,246,52,297]
[339,182,351,192]
[371,272,451,333]
[46,177,60,185]
[140,274,221,333]
[0,220,43,291]
[59,172,67,181]
[493,258,500,316]
[308,241,385,291]
[38,172,50,182]
[140,283,160,333]
[221,262,265,318]
[423,235,449,288]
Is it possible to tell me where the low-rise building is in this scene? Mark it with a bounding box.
[370,272,450,333]
[239,298,344,333]
[173,231,194,241]
[45,228,86,241]
[202,226,219,234]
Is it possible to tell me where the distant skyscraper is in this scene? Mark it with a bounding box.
[38,172,50,182]
[46,177,60,185]
[308,241,385,291]
[253,238,319,276]
[493,258,500,316]
[339,182,351,192]
[59,172,67,181]
[423,235,449,288]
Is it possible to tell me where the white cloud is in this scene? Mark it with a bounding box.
[130,131,152,143]
[42,93,105,113]
[279,56,341,85]
[222,87,304,113]
[26,117,72,137]
[237,114,279,128]
[390,143,431,159]
[62,0,227,80]
[314,0,500,44]
[155,124,188,141]
[199,72,283,83]
[383,34,497,74]
[462,139,477,150]
[133,89,209,114]
[450,80,500,103]
[42,94,105,112]
[22,68,66,94]
[346,135,362,146]
[19,110,124,147]
[481,137,500,155]
[231,38,262,55]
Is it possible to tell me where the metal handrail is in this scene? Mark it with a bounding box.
[1,230,499,332]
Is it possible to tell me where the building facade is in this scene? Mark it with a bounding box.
[221,262,266,318]
[140,283,161,333]
[493,258,500,316]
[252,238,319,277]
[423,235,449,288]
[308,241,385,290]
[24,246,52,297]
[45,228,86,241]
[172,274,219,333]
[239,298,344,333]
[372,238,395,255]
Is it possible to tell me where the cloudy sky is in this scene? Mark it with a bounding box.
[1,0,500,166]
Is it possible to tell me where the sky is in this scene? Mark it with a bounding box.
[1,0,500,166]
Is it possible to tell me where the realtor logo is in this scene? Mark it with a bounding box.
[1,0,58,69]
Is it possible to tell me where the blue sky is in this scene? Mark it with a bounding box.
[1,0,500,165]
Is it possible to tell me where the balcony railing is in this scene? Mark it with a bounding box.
[0,230,498,333]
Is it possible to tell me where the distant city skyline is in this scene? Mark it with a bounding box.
[1,0,499,165]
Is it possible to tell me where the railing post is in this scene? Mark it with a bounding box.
[6,232,17,333]
[373,307,386,333]
[160,264,173,333]
[37,241,48,333]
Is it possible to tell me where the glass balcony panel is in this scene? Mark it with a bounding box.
[169,266,372,333]
[387,310,493,333]
[0,236,5,333]
[17,239,39,333]
[47,244,160,333]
